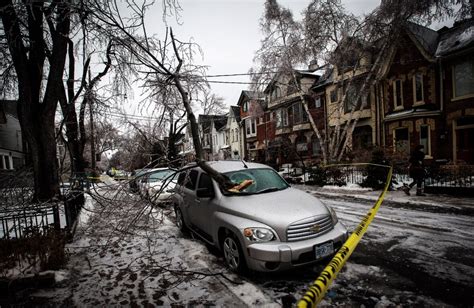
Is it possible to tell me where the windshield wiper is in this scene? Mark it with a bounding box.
[256,187,281,194]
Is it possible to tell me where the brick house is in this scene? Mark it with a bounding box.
[379,20,474,164]
[436,18,474,164]
[263,70,321,167]
[236,90,264,161]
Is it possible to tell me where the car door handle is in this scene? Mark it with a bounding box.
[194,199,201,204]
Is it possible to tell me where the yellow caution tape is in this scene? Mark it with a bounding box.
[298,163,393,308]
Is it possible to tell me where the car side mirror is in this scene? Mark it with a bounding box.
[196,187,214,199]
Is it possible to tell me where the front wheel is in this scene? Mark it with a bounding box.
[174,205,188,233]
[222,233,247,273]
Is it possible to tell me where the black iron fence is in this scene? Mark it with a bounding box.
[305,163,474,195]
[0,170,89,240]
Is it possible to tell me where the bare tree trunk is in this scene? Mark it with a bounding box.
[1,1,70,201]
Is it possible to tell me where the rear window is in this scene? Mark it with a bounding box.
[185,169,199,190]
[177,172,186,185]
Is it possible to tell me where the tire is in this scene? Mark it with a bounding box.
[222,232,247,273]
[174,205,188,233]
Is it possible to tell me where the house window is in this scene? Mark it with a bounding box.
[394,127,409,153]
[315,96,322,108]
[453,59,474,98]
[296,136,308,153]
[420,125,431,156]
[393,79,403,109]
[245,118,256,137]
[330,89,338,103]
[414,73,424,103]
[271,86,282,101]
[243,101,248,112]
[312,137,321,155]
[292,102,308,124]
[276,108,289,128]
[344,84,357,113]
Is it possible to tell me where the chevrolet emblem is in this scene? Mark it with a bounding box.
[309,224,320,233]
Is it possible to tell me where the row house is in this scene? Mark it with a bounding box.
[0,100,26,171]
[226,105,241,159]
[237,90,264,161]
[262,70,322,168]
[177,19,473,167]
[198,114,228,161]
[379,20,474,164]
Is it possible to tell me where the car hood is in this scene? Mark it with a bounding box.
[220,187,329,230]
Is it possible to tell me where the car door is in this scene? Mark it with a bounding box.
[180,169,198,211]
[188,172,216,240]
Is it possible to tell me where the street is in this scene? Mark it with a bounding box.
[247,194,474,307]
[26,184,474,307]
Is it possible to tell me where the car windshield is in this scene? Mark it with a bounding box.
[148,170,174,182]
[223,168,289,195]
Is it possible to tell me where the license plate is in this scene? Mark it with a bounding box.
[315,242,334,259]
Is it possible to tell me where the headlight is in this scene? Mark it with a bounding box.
[328,206,339,225]
[243,227,275,242]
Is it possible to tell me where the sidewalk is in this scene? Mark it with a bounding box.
[294,184,474,215]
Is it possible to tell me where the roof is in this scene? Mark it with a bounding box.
[436,19,474,57]
[236,90,264,107]
[406,22,439,56]
[230,105,241,122]
[311,68,334,90]
[198,114,227,131]
[384,106,441,122]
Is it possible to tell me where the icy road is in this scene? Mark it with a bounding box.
[26,183,474,307]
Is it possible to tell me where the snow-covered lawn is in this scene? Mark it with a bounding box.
[30,185,277,306]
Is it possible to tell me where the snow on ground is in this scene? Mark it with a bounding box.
[31,184,277,306]
[21,180,474,306]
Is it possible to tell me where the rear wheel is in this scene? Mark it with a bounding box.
[174,205,188,233]
[222,232,247,273]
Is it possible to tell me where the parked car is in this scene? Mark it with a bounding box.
[141,168,177,205]
[129,168,151,193]
[172,161,348,273]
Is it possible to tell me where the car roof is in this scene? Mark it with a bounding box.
[182,160,273,173]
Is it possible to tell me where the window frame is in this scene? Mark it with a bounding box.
[184,169,199,190]
[315,96,322,108]
[393,79,404,110]
[393,127,410,154]
[452,58,474,99]
[292,102,308,125]
[413,72,424,104]
[419,125,431,157]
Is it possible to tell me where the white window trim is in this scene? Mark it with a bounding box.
[245,118,257,137]
[420,125,432,157]
[0,154,13,170]
[393,79,404,110]
[412,73,425,105]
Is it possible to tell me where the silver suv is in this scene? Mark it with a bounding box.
[172,161,348,272]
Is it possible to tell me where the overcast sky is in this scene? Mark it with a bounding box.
[123,0,453,116]
[164,0,380,106]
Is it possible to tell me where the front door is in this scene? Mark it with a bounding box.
[457,128,474,164]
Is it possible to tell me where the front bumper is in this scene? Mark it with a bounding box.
[244,222,348,272]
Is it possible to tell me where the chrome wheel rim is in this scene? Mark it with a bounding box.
[223,237,240,270]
